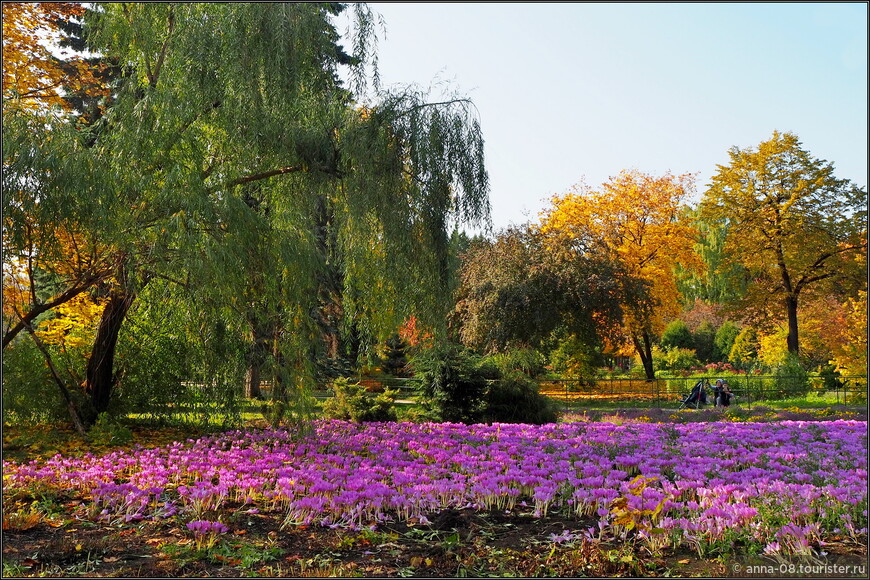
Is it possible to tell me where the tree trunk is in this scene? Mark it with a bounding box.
[313,192,345,366]
[785,294,800,354]
[632,331,656,380]
[84,287,136,421]
[244,320,271,399]
[244,362,262,400]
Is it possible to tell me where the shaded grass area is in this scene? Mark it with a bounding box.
[556,391,868,412]
[2,423,206,466]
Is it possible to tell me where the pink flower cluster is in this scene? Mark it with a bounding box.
[186,519,229,535]
[701,362,739,374]
[3,419,866,556]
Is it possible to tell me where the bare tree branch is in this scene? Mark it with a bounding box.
[20,319,87,435]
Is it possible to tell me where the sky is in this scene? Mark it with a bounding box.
[356,2,868,232]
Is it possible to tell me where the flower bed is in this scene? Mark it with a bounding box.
[3,420,866,557]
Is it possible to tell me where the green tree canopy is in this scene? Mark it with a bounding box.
[675,208,747,306]
[454,226,637,356]
[2,2,490,425]
[660,320,693,351]
[713,321,740,363]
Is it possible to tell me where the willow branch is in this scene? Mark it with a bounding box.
[208,165,305,193]
[150,6,175,88]
[393,98,474,118]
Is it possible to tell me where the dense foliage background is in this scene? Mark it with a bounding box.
[2,3,866,432]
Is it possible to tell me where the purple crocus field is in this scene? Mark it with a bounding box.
[4,419,867,558]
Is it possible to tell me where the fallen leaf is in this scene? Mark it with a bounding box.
[103,556,120,563]
[677,559,690,564]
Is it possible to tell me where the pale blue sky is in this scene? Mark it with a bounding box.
[361,2,868,231]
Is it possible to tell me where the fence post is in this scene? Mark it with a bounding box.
[746,377,751,410]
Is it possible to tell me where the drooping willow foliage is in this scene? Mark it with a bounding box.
[2,2,490,427]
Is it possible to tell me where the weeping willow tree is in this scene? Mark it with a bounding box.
[674,207,748,306]
[2,2,489,427]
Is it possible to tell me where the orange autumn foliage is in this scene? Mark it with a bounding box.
[398,316,434,350]
[539,170,702,356]
[826,291,867,377]
[2,2,108,113]
[2,218,115,347]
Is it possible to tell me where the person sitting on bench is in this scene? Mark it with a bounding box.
[713,379,732,407]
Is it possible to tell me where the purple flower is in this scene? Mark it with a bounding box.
[2,419,864,556]
[186,520,229,536]
[548,530,578,544]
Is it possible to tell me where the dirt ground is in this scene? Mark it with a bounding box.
[4,500,868,578]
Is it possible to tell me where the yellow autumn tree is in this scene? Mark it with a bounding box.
[700,131,867,355]
[34,291,109,386]
[2,218,115,349]
[2,2,114,117]
[828,291,867,378]
[3,3,116,349]
[539,169,702,379]
[36,292,108,350]
[3,3,90,112]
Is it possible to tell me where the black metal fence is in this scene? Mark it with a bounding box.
[265,374,868,408]
[537,375,868,407]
